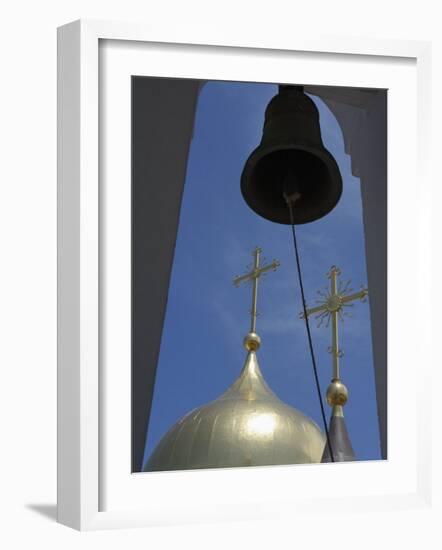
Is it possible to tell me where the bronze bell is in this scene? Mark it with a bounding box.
[241,85,342,225]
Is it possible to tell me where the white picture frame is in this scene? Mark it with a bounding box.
[57,19,432,531]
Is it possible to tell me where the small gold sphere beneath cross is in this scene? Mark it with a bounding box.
[326,378,349,406]
[244,332,261,351]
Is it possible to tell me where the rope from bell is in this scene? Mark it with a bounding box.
[284,191,335,463]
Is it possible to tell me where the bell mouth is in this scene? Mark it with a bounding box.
[241,146,342,225]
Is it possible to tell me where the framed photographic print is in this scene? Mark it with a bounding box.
[57,19,432,530]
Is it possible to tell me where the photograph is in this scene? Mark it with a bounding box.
[131,77,387,473]
[1,0,436,542]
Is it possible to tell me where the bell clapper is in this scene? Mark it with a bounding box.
[282,169,302,207]
[283,190,301,207]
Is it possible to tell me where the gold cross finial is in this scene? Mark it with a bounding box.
[300,266,368,380]
[233,247,280,334]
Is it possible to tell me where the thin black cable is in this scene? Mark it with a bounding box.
[285,198,335,463]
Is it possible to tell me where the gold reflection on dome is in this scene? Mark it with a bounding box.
[246,413,277,437]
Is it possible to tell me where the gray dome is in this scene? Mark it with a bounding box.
[144,350,325,471]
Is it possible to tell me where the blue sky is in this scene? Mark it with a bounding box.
[142,80,381,467]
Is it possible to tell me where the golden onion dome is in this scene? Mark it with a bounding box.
[144,333,325,471]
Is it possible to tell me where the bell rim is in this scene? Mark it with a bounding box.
[240,142,343,225]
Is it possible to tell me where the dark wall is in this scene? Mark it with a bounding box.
[132,76,201,471]
[358,92,388,459]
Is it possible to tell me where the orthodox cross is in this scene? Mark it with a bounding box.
[233,247,280,333]
[301,266,368,379]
